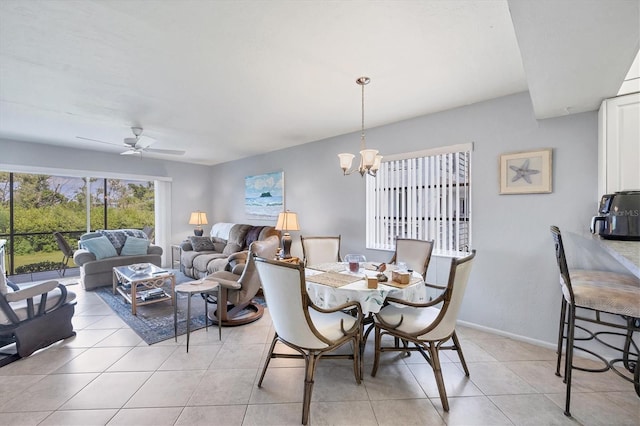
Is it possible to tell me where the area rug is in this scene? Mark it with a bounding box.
[95,269,265,345]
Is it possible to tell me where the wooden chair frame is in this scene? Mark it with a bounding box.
[254,257,363,425]
[371,251,476,411]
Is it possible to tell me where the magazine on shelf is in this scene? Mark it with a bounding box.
[136,288,168,302]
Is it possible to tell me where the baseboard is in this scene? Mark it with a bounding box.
[456,319,557,351]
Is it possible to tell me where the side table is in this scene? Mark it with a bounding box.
[174,279,220,352]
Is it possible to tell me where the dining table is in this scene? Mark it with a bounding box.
[304,262,428,315]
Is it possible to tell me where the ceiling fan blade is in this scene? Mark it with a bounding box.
[120,149,140,156]
[145,148,186,156]
[135,135,155,149]
[76,136,122,147]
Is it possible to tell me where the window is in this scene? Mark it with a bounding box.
[0,171,154,276]
[366,143,472,255]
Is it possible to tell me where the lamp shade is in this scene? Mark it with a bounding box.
[275,211,300,231]
[188,211,208,226]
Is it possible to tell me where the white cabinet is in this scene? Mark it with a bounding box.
[598,92,640,198]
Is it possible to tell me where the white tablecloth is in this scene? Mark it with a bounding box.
[305,263,427,315]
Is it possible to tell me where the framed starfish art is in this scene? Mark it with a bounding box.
[499,148,552,194]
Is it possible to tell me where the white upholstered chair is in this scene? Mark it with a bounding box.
[254,257,363,425]
[300,235,341,267]
[389,238,434,280]
[372,250,476,412]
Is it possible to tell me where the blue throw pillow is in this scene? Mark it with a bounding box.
[120,236,150,256]
[82,236,118,260]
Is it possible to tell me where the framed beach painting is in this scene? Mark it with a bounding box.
[245,171,284,219]
[499,148,553,194]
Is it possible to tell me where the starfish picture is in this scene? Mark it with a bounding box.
[509,159,540,184]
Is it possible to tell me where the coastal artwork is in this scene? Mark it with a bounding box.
[499,149,552,195]
[245,171,284,219]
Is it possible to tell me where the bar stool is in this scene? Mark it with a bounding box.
[550,226,640,416]
[174,279,220,352]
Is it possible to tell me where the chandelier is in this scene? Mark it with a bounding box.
[338,76,383,177]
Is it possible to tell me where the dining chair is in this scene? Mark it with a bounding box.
[254,256,363,425]
[53,231,75,277]
[389,238,434,280]
[371,250,476,412]
[550,226,639,416]
[300,235,341,267]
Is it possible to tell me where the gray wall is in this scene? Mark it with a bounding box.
[210,91,599,345]
[1,91,599,346]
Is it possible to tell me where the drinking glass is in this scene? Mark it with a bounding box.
[344,254,366,273]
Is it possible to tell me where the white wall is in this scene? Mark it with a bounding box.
[1,91,600,347]
[210,91,599,346]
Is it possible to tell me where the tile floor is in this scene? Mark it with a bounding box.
[0,285,638,425]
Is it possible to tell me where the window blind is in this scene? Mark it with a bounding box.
[366,143,472,254]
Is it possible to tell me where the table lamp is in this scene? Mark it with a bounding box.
[275,210,300,259]
[189,211,208,236]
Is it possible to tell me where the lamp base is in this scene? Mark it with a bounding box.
[281,233,292,259]
[194,228,204,236]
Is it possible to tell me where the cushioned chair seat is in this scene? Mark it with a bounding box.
[307,309,358,347]
[375,305,451,340]
[563,270,640,317]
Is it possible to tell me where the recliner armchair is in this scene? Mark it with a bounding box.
[0,267,76,367]
[203,235,280,326]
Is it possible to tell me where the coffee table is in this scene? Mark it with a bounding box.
[112,263,175,315]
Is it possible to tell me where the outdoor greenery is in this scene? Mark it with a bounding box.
[0,172,154,274]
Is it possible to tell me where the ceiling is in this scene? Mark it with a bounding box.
[0,1,638,166]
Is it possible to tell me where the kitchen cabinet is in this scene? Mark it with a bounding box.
[598,92,640,198]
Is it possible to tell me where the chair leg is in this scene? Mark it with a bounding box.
[428,342,449,412]
[556,297,567,377]
[451,331,469,376]
[258,334,278,387]
[371,324,381,377]
[563,304,576,417]
[302,351,319,425]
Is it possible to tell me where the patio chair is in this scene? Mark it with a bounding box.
[371,250,476,412]
[53,231,75,277]
[300,235,341,266]
[254,256,363,425]
[0,266,76,367]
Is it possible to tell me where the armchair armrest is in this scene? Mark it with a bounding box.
[227,250,248,275]
[384,292,447,309]
[208,276,242,290]
[73,249,96,266]
[5,280,59,303]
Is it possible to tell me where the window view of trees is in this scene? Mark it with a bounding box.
[0,172,154,275]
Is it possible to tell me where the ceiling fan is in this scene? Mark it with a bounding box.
[77,127,185,156]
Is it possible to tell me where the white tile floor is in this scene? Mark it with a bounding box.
[0,285,638,425]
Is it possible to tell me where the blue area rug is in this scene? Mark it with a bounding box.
[95,269,265,345]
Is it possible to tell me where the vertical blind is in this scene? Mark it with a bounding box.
[366,143,472,254]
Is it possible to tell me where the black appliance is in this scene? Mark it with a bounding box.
[590,190,640,241]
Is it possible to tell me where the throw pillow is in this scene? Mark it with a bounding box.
[189,236,215,252]
[82,236,118,260]
[244,226,265,250]
[120,236,150,256]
